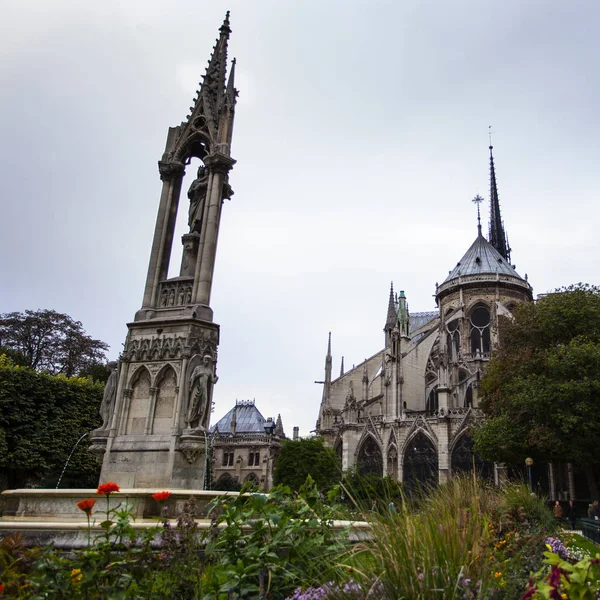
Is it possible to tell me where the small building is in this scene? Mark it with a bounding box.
[210,400,285,491]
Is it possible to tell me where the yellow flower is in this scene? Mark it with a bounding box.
[71,568,83,584]
[494,571,502,578]
[560,595,567,600]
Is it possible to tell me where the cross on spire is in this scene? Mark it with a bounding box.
[472,194,484,235]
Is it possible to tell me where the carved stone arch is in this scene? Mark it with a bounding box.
[125,366,152,434]
[152,364,178,434]
[404,416,438,449]
[402,429,438,491]
[404,425,438,456]
[127,364,151,389]
[153,362,178,388]
[355,433,383,477]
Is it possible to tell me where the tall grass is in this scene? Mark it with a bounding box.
[333,475,555,599]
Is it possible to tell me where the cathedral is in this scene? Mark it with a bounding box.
[316,146,534,489]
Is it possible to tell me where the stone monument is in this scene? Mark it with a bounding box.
[89,13,238,489]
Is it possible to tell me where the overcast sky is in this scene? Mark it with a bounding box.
[1,0,599,436]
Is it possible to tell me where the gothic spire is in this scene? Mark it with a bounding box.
[340,356,345,377]
[322,332,332,406]
[488,144,511,262]
[397,290,410,337]
[185,12,232,126]
[384,282,397,331]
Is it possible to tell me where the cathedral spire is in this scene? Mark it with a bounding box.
[322,332,332,405]
[488,144,511,262]
[384,282,397,331]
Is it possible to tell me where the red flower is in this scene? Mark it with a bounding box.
[76,499,96,514]
[152,491,172,502]
[0,583,5,595]
[97,482,120,495]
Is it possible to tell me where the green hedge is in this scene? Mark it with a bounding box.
[0,355,103,490]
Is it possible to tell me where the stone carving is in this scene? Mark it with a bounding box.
[181,446,203,464]
[186,355,218,431]
[158,160,185,182]
[188,165,209,233]
[98,361,119,430]
[125,330,216,363]
[158,279,194,309]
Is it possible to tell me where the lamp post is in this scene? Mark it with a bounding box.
[525,457,534,493]
[263,418,276,491]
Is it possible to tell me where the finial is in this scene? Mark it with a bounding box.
[489,125,493,149]
[327,331,331,357]
[340,356,345,377]
[472,194,484,235]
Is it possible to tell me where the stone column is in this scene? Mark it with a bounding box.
[193,153,235,306]
[173,356,189,434]
[141,160,185,309]
[109,360,130,436]
[144,387,159,434]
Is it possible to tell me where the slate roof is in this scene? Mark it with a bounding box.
[410,311,438,332]
[210,402,267,434]
[442,232,524,284]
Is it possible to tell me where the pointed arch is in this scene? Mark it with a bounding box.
[403,430,438,491]
[152,365,177,433]
[356,434,383,477]
[126,366,151,434]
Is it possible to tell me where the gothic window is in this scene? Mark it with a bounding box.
[465,384,473,408]
[222,452,234,467]
[357,437,383,477]
[248,452,259,466]
[248,452,254,466]
[451,435,494,481]
[403,432,438,491]
[446,319,460,361]
[470,304,491,355]
[426,386,438,414]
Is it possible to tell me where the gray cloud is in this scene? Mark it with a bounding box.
[1,0,598,436]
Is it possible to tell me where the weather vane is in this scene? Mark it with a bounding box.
[472,194,484,231]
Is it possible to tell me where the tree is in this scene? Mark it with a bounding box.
[272,437,341,492]
[0,355,103,490]
[473,284,600,497]
[0,309,108,377]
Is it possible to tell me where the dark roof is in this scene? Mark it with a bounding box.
[410,311,438,332]
[442,233,523,284]
[210,402,267,434]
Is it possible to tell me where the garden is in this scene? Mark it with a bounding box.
[1,476,599,599]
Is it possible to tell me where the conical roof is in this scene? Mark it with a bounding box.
[211,402,267,434]
[442,232,522,284]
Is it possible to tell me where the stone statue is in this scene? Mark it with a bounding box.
[186,355,218,431]
[187,165,209,234]
[99,361,119,430]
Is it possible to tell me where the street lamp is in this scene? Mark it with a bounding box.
[525,457,534,493]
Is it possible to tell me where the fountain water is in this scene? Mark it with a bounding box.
[55,432,90,489]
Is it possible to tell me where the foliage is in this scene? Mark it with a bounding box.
[201,477,348,599]
[474,284,600,493]
[273,437,340,492]
[0,533,44,597]
[338,470,403,510]
[0,309,108,377]
[521,551,600,599]
[332,477,558,600]
[0,355,102,489]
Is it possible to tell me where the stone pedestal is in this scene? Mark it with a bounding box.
[95,318,218,490]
